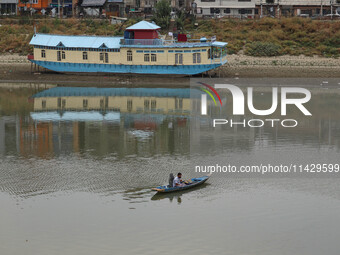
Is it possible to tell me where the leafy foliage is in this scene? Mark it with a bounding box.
[175,9,186,31]
[245,42,282,57]
[39,25,50,34]
[152,0,171,30]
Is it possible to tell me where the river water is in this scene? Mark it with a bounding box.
[0,78,340,255]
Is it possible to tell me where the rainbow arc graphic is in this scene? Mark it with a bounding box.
[196,82,222,115]
[197,82,222,106]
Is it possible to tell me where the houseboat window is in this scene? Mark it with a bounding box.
[175,98,183,109]
[104,53,108,63]
[151,100,156,110]
[208,49,212,59]
[57,98,62,108]
[127,50,133,61]
[213,47,221,58]
[62,51,66,59]
[175,53,183,65]
[83,99,88,108]
[42,100,46,109]
[31,0,38,4]
[144,54,150,62]
[57,51,61,61]
[62,99,66,108]
[127,99,133,112]
[83,52,88,60]
[100,53,104,61]
[193,53,201,64]
[222,47,227,57]
[144,100,150,110]
[41,50,46,58]
[151,54,157,62]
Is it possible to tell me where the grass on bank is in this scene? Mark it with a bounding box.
[0,16,339,57]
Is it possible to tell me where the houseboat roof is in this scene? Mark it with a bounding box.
[30,34,123,49]
[212,41,228,47]
[126,21,160,30]
[30,111,121,122]
[30,111,185,123]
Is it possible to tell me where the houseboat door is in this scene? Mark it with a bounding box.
[175,53,183,65]
[100,52,109,63]
[57,51,61,61]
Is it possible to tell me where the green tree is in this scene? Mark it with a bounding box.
[153,0,171,30]
[175,9,186,31]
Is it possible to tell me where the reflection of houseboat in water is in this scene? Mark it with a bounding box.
[4,87,191,158]
[30,87,191,122]
[28,21,228,75]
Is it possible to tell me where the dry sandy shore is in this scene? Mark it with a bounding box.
[0,54,339,85]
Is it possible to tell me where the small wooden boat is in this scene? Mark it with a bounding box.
[152,176,209,193]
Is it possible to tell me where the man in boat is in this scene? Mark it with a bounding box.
[173,172,184,187]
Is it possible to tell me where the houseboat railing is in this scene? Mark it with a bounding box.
[121,39,165,46]
[120,39,213,47]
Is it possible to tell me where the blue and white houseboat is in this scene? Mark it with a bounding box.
[28,21,228,75]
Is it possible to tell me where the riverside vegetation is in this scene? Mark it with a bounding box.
[0,16,339,58]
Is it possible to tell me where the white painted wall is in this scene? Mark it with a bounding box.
[196,0,255,9]
[254,0,332,6]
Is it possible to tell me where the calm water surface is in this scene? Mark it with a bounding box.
[1,79,340,255]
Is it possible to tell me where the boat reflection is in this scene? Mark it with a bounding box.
[1,85,340,160]
[18,87,191,158]
[30,87,191,120]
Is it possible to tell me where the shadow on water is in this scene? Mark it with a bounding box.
[150,183,210,203]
